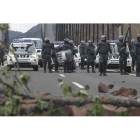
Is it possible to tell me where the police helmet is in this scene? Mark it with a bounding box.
[81,40,85,45]
[69,40,74,45]
[88,39,93,45]
[64,38,69,44]
[137,34,140,41]
[101,35,107,41]
[119,35,124,41]
[44,37,50,42]
[131,39,135,44]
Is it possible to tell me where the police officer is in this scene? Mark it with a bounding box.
[133,34,140,77]
[69,40,77,72]
[96,35,112,76]
[62,38,71,73]
[0,45,5,66]
[117,35,129,75]
[85,40,96,73]
[129,39,135,71]
[42,37,53,73]
[79,40,86,69]
[51,43,60,72]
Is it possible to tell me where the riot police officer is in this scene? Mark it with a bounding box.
[51,43,60,72]
[129,39,135,71]
[0,45,5,66]
[133,34,140,77]
[85,40,96,73]
[79,40,86,69]
[42,37,53,73]
[62,38,72,73]
[96,35,112,76]
[117,35,129,75]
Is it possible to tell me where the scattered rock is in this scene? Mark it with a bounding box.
[122,81,125,83]
[98,82,109,93]
[57,79,62,82]
[102,104,117,116]
[61,106,73,116]
[127,107,140,116]
[85,85,89,90]
[119,87,137,97]
[110,90,119,96]
[108,84,114,89]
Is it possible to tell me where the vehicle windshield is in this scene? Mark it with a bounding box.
[10,44,35,54]
[32,40,42,49]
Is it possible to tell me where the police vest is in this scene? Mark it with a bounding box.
[98,41,109,54]
[79,45,85,54]
[42,43,52,54]
[117,42,126,53]
[133,42,140,54]
[63,44,70,51]
[86,45,95,55]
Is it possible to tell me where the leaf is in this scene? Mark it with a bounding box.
[58,82,64,88]
[77,89,88,97]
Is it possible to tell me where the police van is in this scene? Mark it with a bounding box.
[7,39,38,71]
[107,40,132,72]
[22,38,43,67]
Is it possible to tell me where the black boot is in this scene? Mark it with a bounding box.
[92,60,96,73]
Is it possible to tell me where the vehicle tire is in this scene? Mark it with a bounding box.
[33,66,38,71]
[7,65,11,71]
[127,66,131,73]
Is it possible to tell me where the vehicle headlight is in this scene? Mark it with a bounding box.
[38,55,42,58]
[9,55,14,57]
[30,55,37,58]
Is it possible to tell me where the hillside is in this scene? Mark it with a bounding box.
[9,24,41,44]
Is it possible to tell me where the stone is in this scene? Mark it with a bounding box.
[127,107,140,116]
[98,82,109,93]
[110,90,119,96]
[119,87,137,97]
[108,84,114,89]
[36,93,51,96]
[85,85,89,90]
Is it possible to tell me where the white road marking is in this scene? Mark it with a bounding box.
[72,82,84,88]
[59,74,66,77]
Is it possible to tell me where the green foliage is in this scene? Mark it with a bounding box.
[36,98,48,110]
[118,111,131,116]
[0,24,10,32]
[0,96,21,116]
[58,82,73,98]
[77,89,88,98]
[19,72,30,85]
[86,103,105,116]
[48,108,62,116]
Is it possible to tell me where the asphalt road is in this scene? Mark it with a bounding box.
[1,64,140,98]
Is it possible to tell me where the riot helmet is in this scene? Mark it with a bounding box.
[137,34,140,42]
[101,35,107,42]
[88,40,93,45]
[131,39,135,44]
[64,38,69,44]
[119,35,124,42]
[81,40,85,45]
[44,37,50,42]
[69,40,74,45]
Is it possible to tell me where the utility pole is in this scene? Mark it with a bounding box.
[102,24,104,35]
[129,24,131,43]
[83,24,84,41]
[86,24,87,42]
[121,24,123,35]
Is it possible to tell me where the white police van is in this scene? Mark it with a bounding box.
[7,39,38,71]
[22,38,43,67]
[107,40,132,72]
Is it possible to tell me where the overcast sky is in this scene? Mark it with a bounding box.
[9,23,39,33]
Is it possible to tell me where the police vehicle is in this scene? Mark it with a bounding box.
[22,38,43,67]
[107,40,132,72]
[7,39,38,71]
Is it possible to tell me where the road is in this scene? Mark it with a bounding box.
[1,64,140,98]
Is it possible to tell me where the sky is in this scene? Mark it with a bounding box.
[9,23,39,33]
